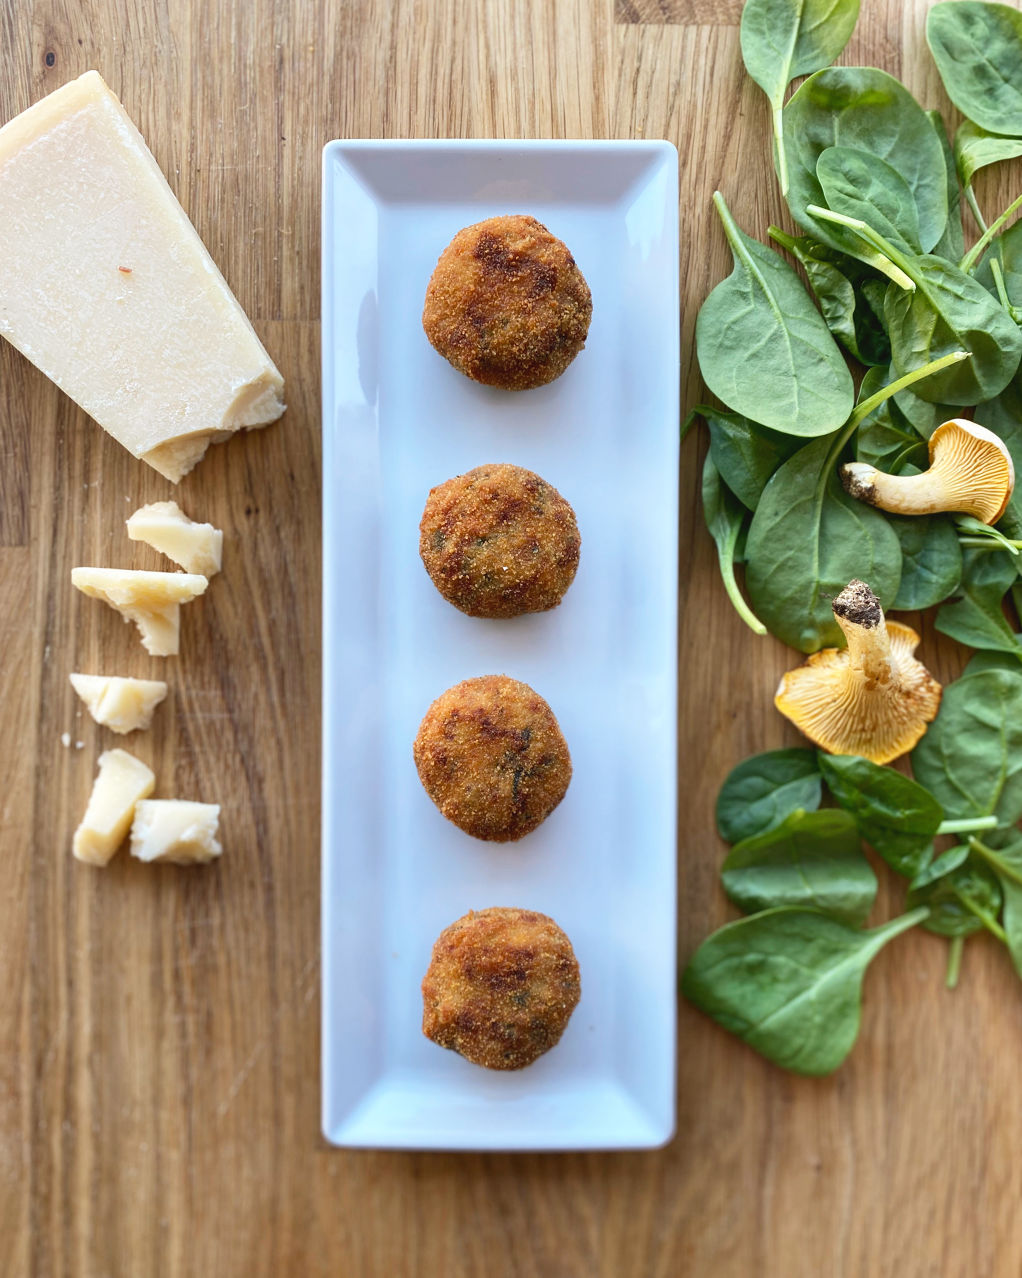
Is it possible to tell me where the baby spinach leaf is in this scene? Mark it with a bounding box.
[962,649,1022,677]
[722,810,876,925]
[696,194,854,437]
[740,0,861,195]
[817,146,922,255]
[703,455,767,636]
[954,120,1022,192]
[889,512,962,611]
[681,906,928,1076]
[935,549,1022,656]
[745,433,903,652]
[907,846,1003,938]
[927,2,1022,138]
[783,68,948,256]
[911,668,1022,823]
[716,748,822,844]
[971,832,1022,980]
[769,227,891,367]
[892,381,947,441]
[818,753,942,878]
[884,255,1022,404]
[929,110,966,264]
[854,366,929,473]
[700,404,802,511]
[975,373,1022,541]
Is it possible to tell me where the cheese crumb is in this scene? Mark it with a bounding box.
[130,800,221,864]
[70,673,167,733]
[126,501,222,576]
[73,748,155,866]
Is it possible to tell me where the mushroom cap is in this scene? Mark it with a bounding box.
[775,619,942,764]
[928,418,1014,524]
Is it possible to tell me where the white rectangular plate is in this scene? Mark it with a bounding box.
[321,140,679,1150]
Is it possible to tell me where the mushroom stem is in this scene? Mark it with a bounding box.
[842,463,950,517]
[832,581,894,689]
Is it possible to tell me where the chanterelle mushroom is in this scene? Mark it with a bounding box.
[841,418,1015,524]
[775,580,941,765]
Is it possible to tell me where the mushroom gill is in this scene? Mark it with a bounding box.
[774,579,942,765]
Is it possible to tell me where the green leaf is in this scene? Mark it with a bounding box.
[681,907,928,1076]
[907,846,1003,939]
[890,514,962,611]
[695,194,854,437]
[769,227,892,367]
[911,668,1022,823]
[722,809,876,924]
[699,404,802,511]
[927,2,1022,137]
[854,365,929,473]
[884,255,1022,404]
[962,649,1022,677]
[702,454,767,635]
[818,753,943,878]
[935,549,1022,657]
[975,372,1022,541]
[929,110,966,264]
[740,0,861,194]
[716,747,822,844]
[745,433,902,652]
[817,146,922,255]
[954,120,1022,191]
[971,832,1022,979]
[783,68,949,257]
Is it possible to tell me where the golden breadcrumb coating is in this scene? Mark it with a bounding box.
[422,907,582,1070]
[422,214,592,390]
[419,463,581,618]
[413,674,572,842]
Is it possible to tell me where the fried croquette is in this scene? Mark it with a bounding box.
[413,674,571,842]
[422,214,592,390]
[419,464,581,618]
[421,907,582,1070]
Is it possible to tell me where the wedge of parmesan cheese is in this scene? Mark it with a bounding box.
[0,71,284,481]
[73,748,155,866]
[71,567,208,656]
[130,800,222,864]
[69,673,168,734]
[126,501,222,577]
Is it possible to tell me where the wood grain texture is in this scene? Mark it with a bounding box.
[2,0,1022,1275]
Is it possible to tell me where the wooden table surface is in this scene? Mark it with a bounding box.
[3,0,1021,1274]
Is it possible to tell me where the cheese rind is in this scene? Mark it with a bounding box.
[126,501,222,577]
[71,566,208,656]
[0,71,285,481]
[69,673,168,733]
[130,800,222,864]
[73,748,155,865]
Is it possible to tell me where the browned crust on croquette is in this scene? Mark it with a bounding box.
[419,464,581,618]
[413,674,572,842]
[421,907,582,1070]
[422,214,593,390]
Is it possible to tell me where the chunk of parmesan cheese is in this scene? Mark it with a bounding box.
[73,748,155,866]
[71,567,208,656]
[69,673,168,734]
[126,501,222,577]
[130,800,222,864]
[0,71,285,481]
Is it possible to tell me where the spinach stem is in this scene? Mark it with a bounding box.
[717,529,768,637]
[964,185,989,236]
[960,894,1008,943]
[971,837,1022,889]
[960,191,1022,274]
[680,408,699,446]
[945,936,964,990]
[938,816,999,836]
[957,537,1021,555]
[805,205,916,291]
[990,257,1013,312]
[846,351,970,433]
[773,107,789,197]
